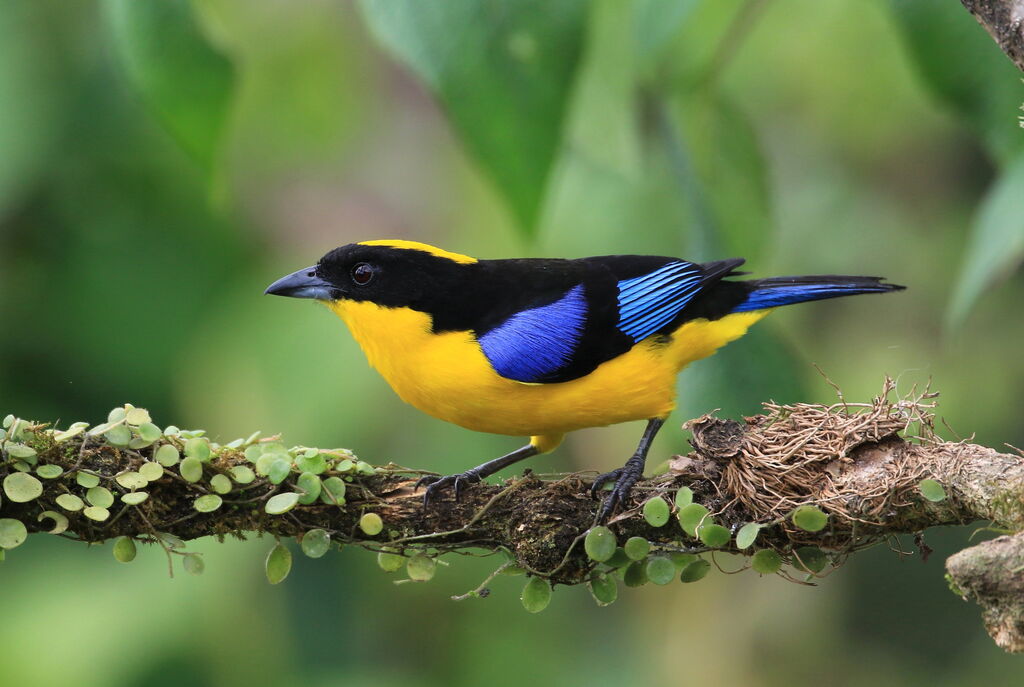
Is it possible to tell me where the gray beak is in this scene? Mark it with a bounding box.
[264,266,338,300]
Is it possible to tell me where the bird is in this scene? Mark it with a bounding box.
[265,239,903,520]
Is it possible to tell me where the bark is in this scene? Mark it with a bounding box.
[961,0,1024,71]
[2,401,1023,652]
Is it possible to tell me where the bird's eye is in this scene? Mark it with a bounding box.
[351,262,375,286]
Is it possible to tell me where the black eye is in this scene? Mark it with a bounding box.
[351,262,375,286]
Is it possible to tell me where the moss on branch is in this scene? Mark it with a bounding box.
[2,382,1023,650]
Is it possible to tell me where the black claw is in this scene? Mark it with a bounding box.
[591,459,644,522]
[415,471,481,506]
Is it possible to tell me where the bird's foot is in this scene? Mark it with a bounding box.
[590,456,644,522]
[415,470,482,506]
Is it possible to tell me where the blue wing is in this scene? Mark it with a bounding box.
[478,285,587,383]
[616,261,705,342]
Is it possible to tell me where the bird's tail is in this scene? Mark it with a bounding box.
[731,275,905,312]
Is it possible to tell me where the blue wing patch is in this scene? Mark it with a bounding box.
[617,261,705,342]
[478,285,588,383]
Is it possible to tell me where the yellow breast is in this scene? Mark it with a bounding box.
[327,300,769,438]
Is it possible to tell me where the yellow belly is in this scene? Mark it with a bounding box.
[328,300,769,438]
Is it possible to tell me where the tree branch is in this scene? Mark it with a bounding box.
[960,0,1024,71]
[2,383,1022,651]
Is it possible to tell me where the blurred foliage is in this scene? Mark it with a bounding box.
[1,0,1024,686]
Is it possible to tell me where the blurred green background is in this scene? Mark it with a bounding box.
[2,0,1023,685]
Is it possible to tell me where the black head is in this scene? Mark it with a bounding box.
[264,241,477,310]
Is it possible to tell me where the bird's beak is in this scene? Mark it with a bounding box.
[264,266,338,300]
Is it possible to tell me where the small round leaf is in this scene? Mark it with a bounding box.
[300,529,331,558]
[521,577,552,613]
[407,554,436,581]
[646,556,676,585]
[83,506,110,522]
[751,549,782,574]
[139,462,164,482]
[698,523,731,548]
[624,536,651,561]
[0,518,28,549]
[320,476,346,505]
[179,457,203,483]
[76,471,100,489]
[623,560,648,587]
[296,472,322,505]
[3,473,43,502]
[113,536,137,563]
[792,546,828,574]
[265,492,300,515]
[735,523,762,550]
[37,511,69,534]
[155,444,180,467]
[589,573,618,606]
[584,526,617,562]
[209,474,232,495]
[194,494,223,512]
[377,551,405,572]
[229,465,256,484]
[791,505,829,532]
[86,486,114,508]
[675,486,694,508]
[918,479,947,502]
[359,512,383,536]
[678,503,710,537]
[643,496,670,527]
[121,492,149,506]
[36,465,63,480]
[184,437,211,462]
[266,543,292,584]
[183,553,205,575]
[56,493,85,511]
[680,558,711,583]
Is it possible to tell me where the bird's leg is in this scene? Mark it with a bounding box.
[416,443,540,506]
[590,418,666,521]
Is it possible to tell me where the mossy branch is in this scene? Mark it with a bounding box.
[2,384,1023,651]
[960,0,1024,72]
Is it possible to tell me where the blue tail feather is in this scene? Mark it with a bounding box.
[732,276,904,312]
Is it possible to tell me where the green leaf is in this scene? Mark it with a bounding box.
[183,553,205,576]
[679,558,710,583]
[3,472,42,502]
[697,523,731,548]
[359,0,588,234]
[623,560,648,587]
[179,457,203,483]
[86,486,115,509]
[115,471,147,490]
[229,465,256,484]
[139,462,164,482]
[103,0,235,171]
[121,492,149,506]
[136,422,162,443]
[751,549,782,574]
[36,464,64,480]
[377,550,406,572]
[265,543,292,584]
[294,452,328,475]
[113,536,137,563]
[646,556,676,585]
[83,506,110,522]
[947,154,1024,327]
[520,576,552,613]
[407,554,437,582]
[104,424,132,447]
[678,503,709,537]
[792,546,828,574]
[265,492,300,515]
[183,437,212,463]
[623,536,651,561]
[674,486,693,509]
[588,572,618,606]
[155,444,180,467]
[37,511,69,535]
[918,478,948,503]
[642,496,670,527]
[735,522,762,550]
[56,494,85,512]
[267,458,291,485]
[320,476,347,506]
[125,407,151,426]
[76,472,100,489]
[0,518,28,549]
[194,494,223,513]
[791,505,829,533]
[584,526,617,562]
[209,474,232,495]
[359,512,384,536]
[300,529,331,559]
[296,472,322,505]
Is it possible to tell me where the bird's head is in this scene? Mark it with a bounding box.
[264,240,478,311]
